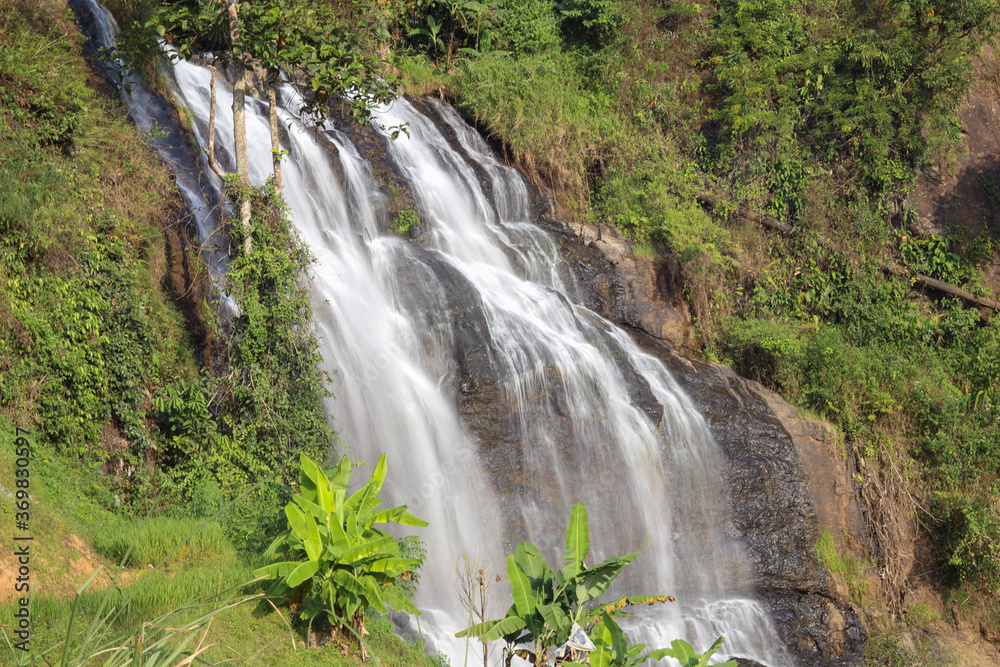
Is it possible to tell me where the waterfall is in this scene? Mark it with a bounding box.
[71,4,795,663]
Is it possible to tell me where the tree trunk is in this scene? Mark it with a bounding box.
[204,66,226,180]
[226,0,252,255]
[268,82,282,194]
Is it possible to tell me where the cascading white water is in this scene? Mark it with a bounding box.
[72,5,794,662]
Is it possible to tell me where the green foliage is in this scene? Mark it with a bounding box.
[154,377,225,470]
[814,529,877,607]
[980,173,1000,206]
[861,629,950,666]
[704,0,999,215]
[0,25,88,155]
[398,535,428,598]
[815,529,843,572]
[902,601,941,626]
[587,615,734,667]
[124,0,396,124]
[644,636,735,667]
[495,0,560,54]
[393,209,420,237]
[456,52,602,207]
[211,181,334,489]
[899,233,976,284]
[2,564,257,667]
[459,504,732,666]
[720,317,804,390]
[398,0,500,60]
[932,494,1000,584]
[2,232,159,460]
[255,453,427,636]
[0,2,203,519]
[557,0,624,46]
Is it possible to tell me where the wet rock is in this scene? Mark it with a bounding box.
[625,331,865,666]
[735,659,769,667]
[548,206,868,664]
[541,219,693,348]
[323,100,418,236]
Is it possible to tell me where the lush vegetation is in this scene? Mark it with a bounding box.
[0,1,404,661]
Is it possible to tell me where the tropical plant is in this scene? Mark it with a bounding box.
[254,453,427,648]
[588,613,736,667]
[411,14,447,54]
[456,504,734,667]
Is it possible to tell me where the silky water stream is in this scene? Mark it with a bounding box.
[70,4,795,662]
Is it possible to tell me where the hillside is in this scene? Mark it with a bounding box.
[0,1,438,663]
[1,0,1000,664]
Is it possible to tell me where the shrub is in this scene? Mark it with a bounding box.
[720,317,803,392]
[496,0,561,54]
[932,495,1000,584]
[557,0,625,46]
[213,181,335,490]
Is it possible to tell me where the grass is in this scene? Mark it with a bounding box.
[0,561,254,639]
[91,517,233,569]
[901,602,941,627]
[456,51,605,213]
[0,431,440,667]
[861,631,951,667]
[0,563,446,667]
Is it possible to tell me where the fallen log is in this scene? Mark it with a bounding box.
[885,262,1000,312]
[696,193,794,234]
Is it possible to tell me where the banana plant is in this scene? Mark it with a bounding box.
[409,15,446,54]
[254,453,427,642]
[457,504,675,666]
[587,612,737,667]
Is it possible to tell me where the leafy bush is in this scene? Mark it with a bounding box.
[496,0,560,54]
[557,0,625,46]
[720,317,804,392]
[399,0,502,59]
[932,495,1000,584]
[705,0,998,215]
[393,208,420,236]
[210,181,334,490]
[0,23,88,153]
[459,504,734,667]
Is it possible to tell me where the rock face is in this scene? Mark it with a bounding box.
[539,215,868,666]
[550,220,693,347]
